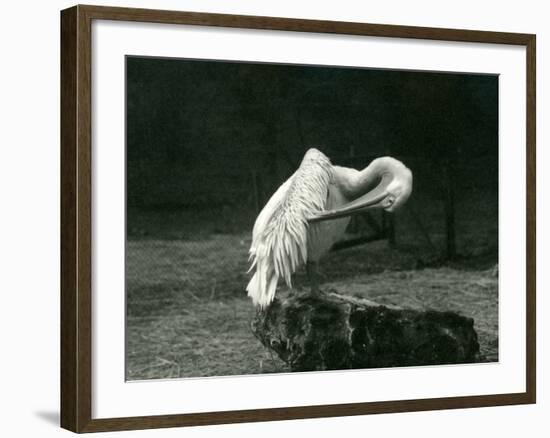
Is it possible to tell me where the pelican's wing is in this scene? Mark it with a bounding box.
[246,149,333,307]
[245,175,294,308]
[250,176,295,248]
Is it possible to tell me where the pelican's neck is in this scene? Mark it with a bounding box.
[333,157,402,200]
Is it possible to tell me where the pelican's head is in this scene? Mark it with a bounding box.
[380,165,413,212]
[308,157,413,222]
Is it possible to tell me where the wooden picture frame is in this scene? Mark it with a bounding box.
[61,4,536,433]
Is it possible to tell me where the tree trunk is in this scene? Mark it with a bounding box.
[252,289,480,372]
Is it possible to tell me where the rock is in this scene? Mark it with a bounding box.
[251,289,480,372]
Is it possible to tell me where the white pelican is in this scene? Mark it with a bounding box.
[246,148,413,308]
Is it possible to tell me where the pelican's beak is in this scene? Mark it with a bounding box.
[308,173,393,223]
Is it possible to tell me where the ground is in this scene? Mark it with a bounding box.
[126,228,498,380]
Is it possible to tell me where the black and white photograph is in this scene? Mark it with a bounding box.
[125,56,498,380]
[3,0,545,435]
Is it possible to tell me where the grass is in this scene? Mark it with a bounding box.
[127,297,289,380]
[126,191,498,380]
[126,238,498,380]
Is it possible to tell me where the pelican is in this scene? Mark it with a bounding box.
[246,148,412,308]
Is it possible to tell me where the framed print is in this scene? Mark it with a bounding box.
[60,4,536,433]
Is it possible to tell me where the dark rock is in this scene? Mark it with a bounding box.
[251,289,480,372]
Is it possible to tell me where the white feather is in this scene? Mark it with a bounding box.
[246,149,333,308]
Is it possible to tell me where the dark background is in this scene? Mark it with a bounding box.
[125,57,500,379]
[126,56,498,251]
